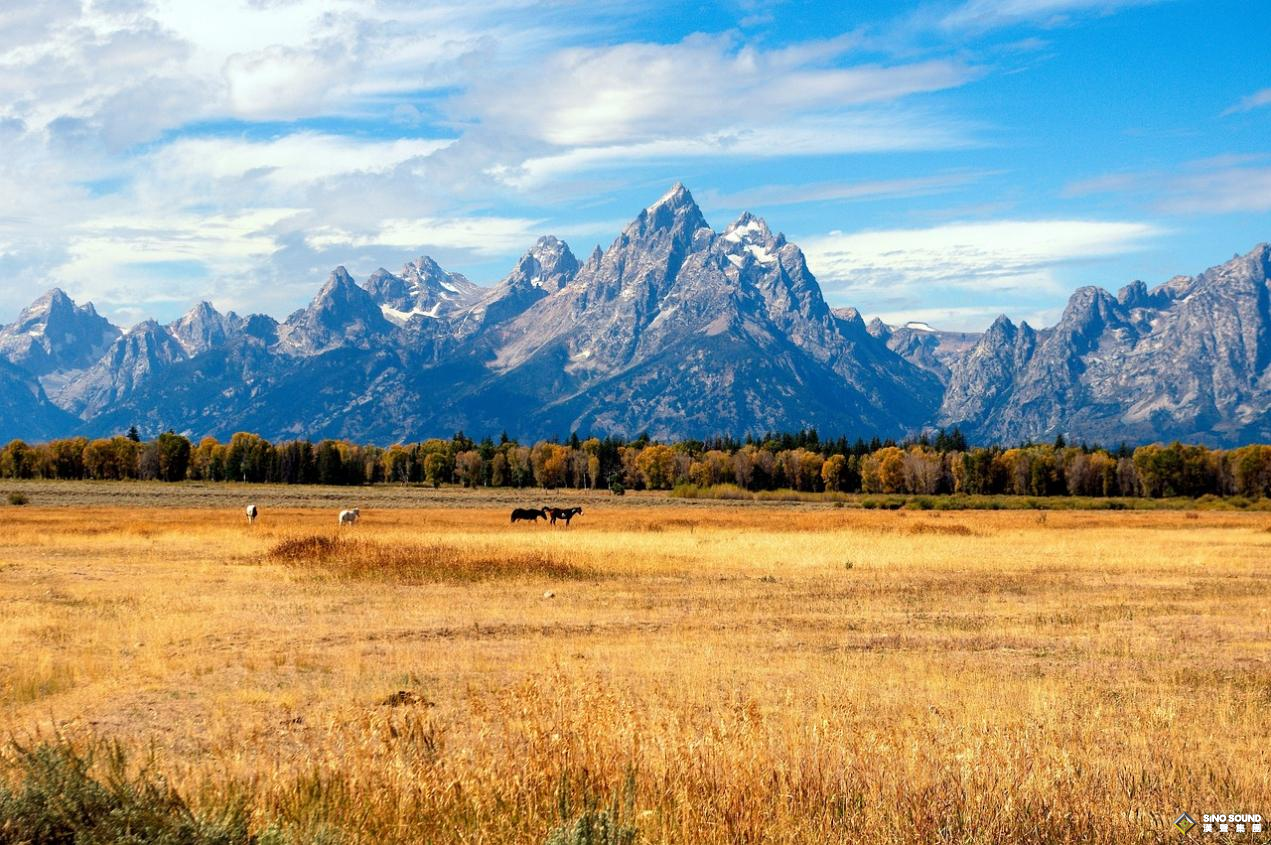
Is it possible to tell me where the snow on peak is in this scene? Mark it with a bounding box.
[647,181,691,213]
[401,255,474,296]
[904,321,936,332]
[722,213,771,244]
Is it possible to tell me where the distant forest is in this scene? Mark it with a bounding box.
[2,426,1270,500]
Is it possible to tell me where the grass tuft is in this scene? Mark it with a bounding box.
[903,522,979,536]
[264,535,592,582]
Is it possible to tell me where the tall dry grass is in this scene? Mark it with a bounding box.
[0,503,1269,843]
[263,534,592,582]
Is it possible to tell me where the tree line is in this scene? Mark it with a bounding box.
[1,426,1269,499]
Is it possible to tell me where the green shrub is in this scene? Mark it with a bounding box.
[6,492,28,506]
[609,480,625,496]
[0,739,251,844]
[545,807,638,845]
[546,771,638,845]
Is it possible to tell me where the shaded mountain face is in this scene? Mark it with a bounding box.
[0,357,77,441]
[940,244,1271,445]
[2,185,1269,446]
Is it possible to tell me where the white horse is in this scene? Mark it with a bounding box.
[338,508,360,526]
[245,503,258,524]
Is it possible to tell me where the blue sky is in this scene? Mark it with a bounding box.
[1,0,1269,330]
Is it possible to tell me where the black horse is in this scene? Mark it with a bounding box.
[549,506,584,527]
[510,507,549,524]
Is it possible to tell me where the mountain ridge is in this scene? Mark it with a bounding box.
[1,187,1268,446]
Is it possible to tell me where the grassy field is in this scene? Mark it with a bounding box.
[1,485,1269,843]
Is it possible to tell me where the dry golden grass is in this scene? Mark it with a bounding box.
[1,498,1270,843]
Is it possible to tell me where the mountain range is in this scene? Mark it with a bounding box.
[1,184,1268,446]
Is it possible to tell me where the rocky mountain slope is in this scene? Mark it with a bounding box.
[0,186,1267,446]
[863,318,982,383]
[938,244,1271,445]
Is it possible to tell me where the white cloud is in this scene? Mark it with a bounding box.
[704,171,995,210]
[803,219,1163,298]
[465,34,976,148]
[44,207,302,322]
[0,0,583,145]
[304,216,543,255]
[1158,166,1271,214]
[222,45,357,120]
[145,133,453,192]
[493,113,977,188]
[1065,157,1271,214]
[940,0,1168,31]
[0,0,1181,331]
[1222,87,1271,116]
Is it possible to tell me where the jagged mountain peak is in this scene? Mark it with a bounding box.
[1056,286,1122,334]
[528,235,574,262]
[834,306,866,330]
[628,182,709,240]
[400,255,480,297]
[723,211,771,240]
[364,255,481,322]
[483,184,940,438]
[512,236,579,292]
[128,318,167,334]
[984,314,1017,337]
[278,266,392,354]
[16,287,100,323]
[1118,280,1154,308]
[646,181,692,213]
[0,286,121,380]
[448,236,583,337]
[31,287,74,310]
[321,266,357,293]
[402,255,454,285]
[169,301,241,356]
[310,267,378,312]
